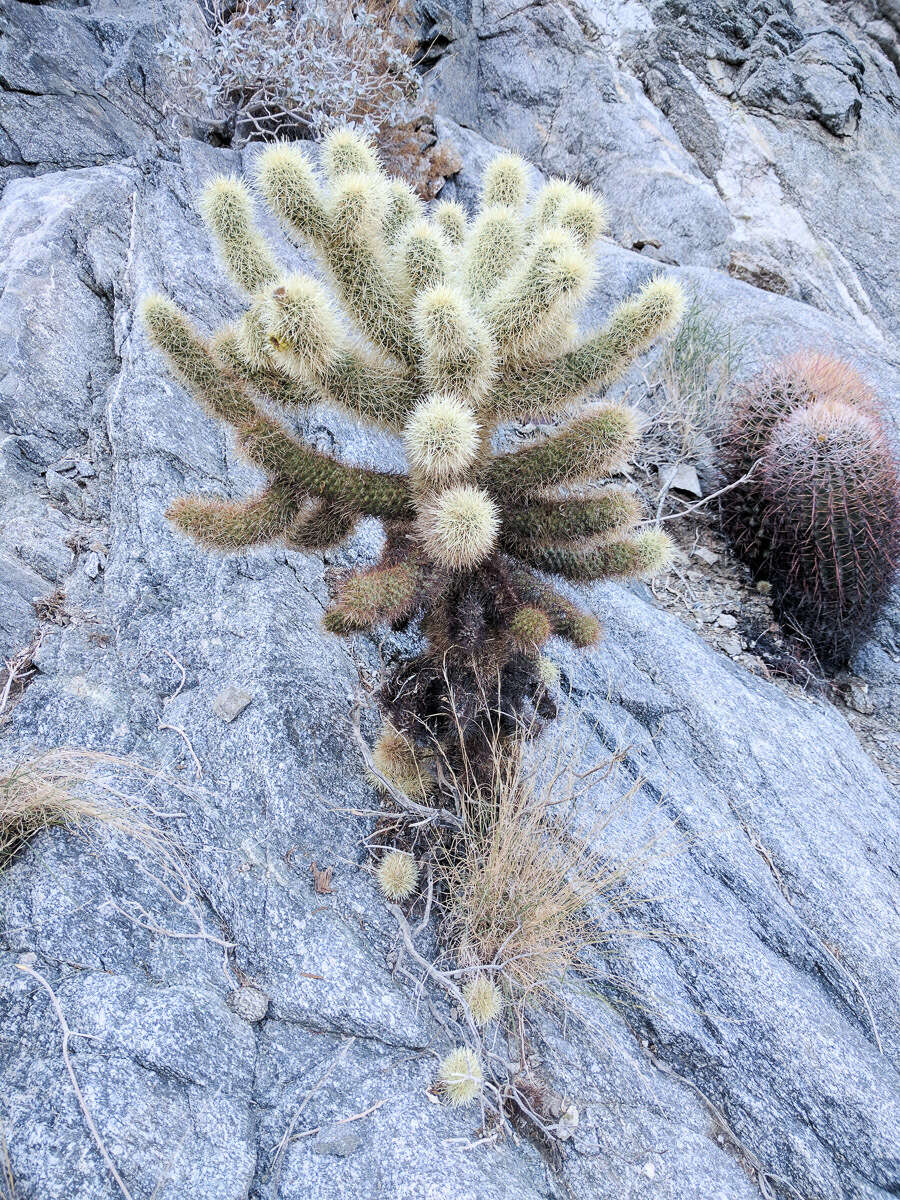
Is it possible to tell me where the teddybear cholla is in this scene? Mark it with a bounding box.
[141,129,683,778]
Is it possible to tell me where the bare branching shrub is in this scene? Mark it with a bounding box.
[163,0,455,194]
[646,291,745,462]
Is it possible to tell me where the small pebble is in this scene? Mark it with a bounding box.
[212,686,253,723]
[658,462,702,498]
[226,984,269,1023]
[842,682,875,716]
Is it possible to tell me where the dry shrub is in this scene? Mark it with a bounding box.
[164,0,459,195]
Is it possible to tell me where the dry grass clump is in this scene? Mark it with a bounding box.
[0,753,121,870]
[647,290,744,462]
[0,750,190,880]
[432,713,671,1008]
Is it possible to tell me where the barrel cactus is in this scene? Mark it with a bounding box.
[720,352,900,668]
[141,129,683,774]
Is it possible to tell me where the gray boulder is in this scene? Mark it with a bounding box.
[0,0,190,189]
[425,0,900,342]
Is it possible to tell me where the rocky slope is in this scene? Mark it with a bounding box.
[0,3,898,1199]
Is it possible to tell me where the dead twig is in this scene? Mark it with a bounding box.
[17,964,135,1200]
[656,461,762,524]
[269,1038,356,1188]
[157,721,202,779]
[388,904,481,1046]
[0,635,43,721]
[641,1037,803,1200]
[161,649,187,704]
[289,1097,390,1142]
[414,861,434,936]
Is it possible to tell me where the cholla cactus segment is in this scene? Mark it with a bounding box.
[404,396,480,481]
[255,144,330,242]
[501,489,641,550]
[465,206,525,303]
[142,131,683,770]
[533,178,609,248]
[463,975,503,1025]
[168,486,299,550]
[533,179,576,227]
[537,584,603,647]
[200,177,280,295]
[492,275,685,422]
[721,352,900,666]
[537,655,561,690]
[482,154,529,209]
[413,287,495,404]
[486,228,591,359]
[376,849,419,900]
[265,276,341,378]
[322,127,381,181]
[327,561,420,630]
[557,187,609,249]
[399,221,450,296]
[418,486,500,570]
[483,407,638,496]
[383,179,423,245]
[437,1047,483,1106]
[371,723,434,798]
[524,528,674,581]
[433,200,467,246]
[510,606,552,651]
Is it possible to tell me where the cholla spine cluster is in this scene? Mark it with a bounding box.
[141,128,684,763]
[720,352,900,667]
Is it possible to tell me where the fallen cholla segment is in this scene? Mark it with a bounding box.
[141,127,684,766]
[376,850,419,901]
[436,1047,484,1106]
[463,975,503,1026]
